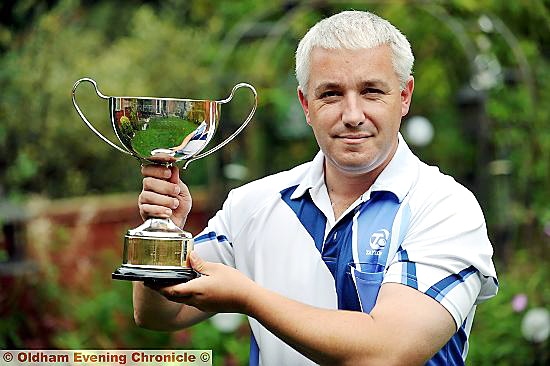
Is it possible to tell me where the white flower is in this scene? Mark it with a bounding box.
[210,313,244,333]
[521,307,550,343]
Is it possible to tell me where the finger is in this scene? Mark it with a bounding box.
[139,203,173,219]
[189,251,208,274]
[146,154,176,165]
[163,294,193,303]
[139,191,180,210]
[143,281,191,298]
[167,166,192,203]
[141,164,173,180]
[157,282,197,301]
[175,181,192,207]
[168,165,181,184]
[142,177,181,196]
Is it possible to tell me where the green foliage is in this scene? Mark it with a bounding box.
[119,115,134,146]
[468,251,549,365]
[4,0,546,226]
[1,0,549,364]
[0,0,221,198]
[1,241,250,365]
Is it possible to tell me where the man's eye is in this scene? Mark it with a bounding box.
[319,91,340,98]
[364,88,383,94]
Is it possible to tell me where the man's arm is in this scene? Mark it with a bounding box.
[159,253,456,366]
[132,282,211,330]
[247,283,455,365]
[133,163,211,330]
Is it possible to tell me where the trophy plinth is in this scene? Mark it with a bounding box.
[72,78,257,285]
[112,218,198,286]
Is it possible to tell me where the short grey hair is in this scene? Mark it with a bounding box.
[295,10,414,95]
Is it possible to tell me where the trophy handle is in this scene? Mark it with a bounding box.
[72,77,133,155]
[182,83,258,169]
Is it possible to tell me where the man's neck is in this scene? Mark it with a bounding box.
[324,167,378,219]
[324,148,397,219]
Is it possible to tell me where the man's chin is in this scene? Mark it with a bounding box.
[329,157,380,175]
[324,148,394,176]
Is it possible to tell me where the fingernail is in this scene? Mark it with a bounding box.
[174,185,181,195]
[172,199,179,209]
[164,169,171,178]
[164,208,172,216]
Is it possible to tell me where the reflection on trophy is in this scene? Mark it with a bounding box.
[72,78,257,285]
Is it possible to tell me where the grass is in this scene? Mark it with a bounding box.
[131,116,197,157]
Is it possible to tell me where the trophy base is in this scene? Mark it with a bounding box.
[112,265,199,286]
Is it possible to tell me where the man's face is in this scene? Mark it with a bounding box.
[298,45,414,176]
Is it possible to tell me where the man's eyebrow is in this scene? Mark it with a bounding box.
[313,79,392,95]
[360,79,391,89]
[313,82,341,95]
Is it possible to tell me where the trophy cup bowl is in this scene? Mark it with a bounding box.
[72,78,257,285]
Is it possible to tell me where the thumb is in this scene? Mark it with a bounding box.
[189,251,209,274]
[169,165,180,184]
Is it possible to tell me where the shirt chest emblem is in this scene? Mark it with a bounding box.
[367,228,390,255]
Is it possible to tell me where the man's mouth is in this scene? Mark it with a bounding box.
[336,133,372,143]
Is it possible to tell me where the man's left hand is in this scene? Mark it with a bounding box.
[151,252,256,314]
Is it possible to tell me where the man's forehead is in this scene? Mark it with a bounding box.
[307,46,397,87]
[309,44,391,57]
[308,45,394,74]
[314,79,389,88]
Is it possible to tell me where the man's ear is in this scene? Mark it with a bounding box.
[401,76,414,117]
[297,87,312,126]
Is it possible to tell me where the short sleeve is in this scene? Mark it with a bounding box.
[192,190,236,268]
[382,186,498,328]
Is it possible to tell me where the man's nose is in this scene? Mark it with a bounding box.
[341,94,365,127]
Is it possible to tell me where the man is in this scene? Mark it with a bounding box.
[133,10,498,365]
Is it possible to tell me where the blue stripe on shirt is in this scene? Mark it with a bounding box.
[427,318,469,366]
[194,231,231,246]
[280,185,326,252]
[398,249,418,290]
[425,266,477,302]
[248,332,259,366]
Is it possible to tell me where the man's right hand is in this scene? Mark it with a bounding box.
[138,164,192,228]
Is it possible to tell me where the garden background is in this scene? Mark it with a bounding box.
[1,0,548,365]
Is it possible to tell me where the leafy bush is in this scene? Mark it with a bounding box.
[468,251,549,365]
[1,235,250,366]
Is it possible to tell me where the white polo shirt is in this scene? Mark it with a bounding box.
[194,134,498,366]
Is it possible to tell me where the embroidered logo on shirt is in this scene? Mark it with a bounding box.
[369,229,390,250]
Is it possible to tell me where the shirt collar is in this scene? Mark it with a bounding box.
[368,133,418,202]
[290,150,325,200]
[290,133,418,203]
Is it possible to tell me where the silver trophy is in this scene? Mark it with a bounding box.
[72,78,257,285]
